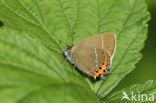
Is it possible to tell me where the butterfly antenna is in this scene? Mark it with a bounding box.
[58,34,70,47]
[64,33,70,46]
[72,32,76,45]
[57,33,71,53]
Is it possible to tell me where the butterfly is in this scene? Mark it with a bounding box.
[64,32,116,80]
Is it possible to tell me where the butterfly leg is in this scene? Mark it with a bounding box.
[63,57,68,64]
[72,64,76,76]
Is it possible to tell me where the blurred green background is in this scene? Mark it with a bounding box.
[115,0,156,90]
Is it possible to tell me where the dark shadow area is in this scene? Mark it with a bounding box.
[0,21,4,27]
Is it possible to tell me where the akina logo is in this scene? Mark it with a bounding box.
[121,91,155,102]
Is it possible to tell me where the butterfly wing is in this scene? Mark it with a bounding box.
[101,33,116,57]
[72,32,116,57]
[71,47,108,74]
[70,32,116,74]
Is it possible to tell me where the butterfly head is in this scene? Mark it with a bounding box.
[64,46,72,56]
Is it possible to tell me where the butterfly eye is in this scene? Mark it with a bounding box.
[99,66,101,69]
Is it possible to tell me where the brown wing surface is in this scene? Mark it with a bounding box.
[71,47,110,73]
[71,32,116,57]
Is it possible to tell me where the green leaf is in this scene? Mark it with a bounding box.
[105,80,156,103]
[0,0,150,102]
[0,21,3,27]
[0,28,97,103]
